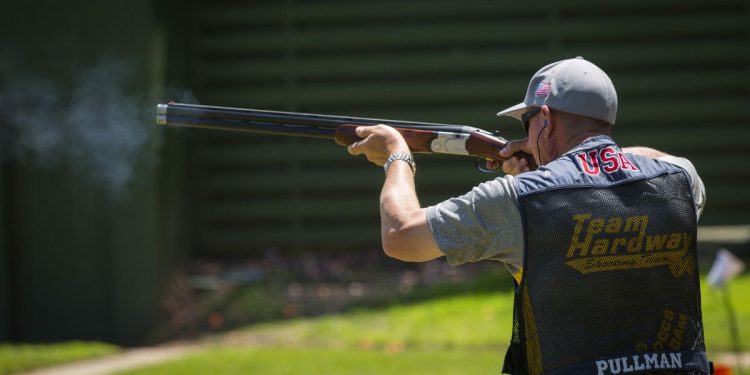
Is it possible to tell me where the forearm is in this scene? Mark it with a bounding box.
[380,161,420,237]
[379,161,442,262]
[346,124,443,261]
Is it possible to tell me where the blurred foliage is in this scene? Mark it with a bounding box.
[154,255,515,341]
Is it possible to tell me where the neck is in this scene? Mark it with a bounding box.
[551,131,605,159]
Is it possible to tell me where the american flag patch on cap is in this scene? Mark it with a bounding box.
[534,82,551,97]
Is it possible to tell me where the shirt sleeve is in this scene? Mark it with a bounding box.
[658,155,706,220]
[425,174,524,275]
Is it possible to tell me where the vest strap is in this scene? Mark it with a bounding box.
[543,351,710,375]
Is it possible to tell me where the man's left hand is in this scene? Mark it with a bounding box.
[346,125,411,166]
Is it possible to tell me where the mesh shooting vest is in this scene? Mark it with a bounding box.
[502,136,708,375]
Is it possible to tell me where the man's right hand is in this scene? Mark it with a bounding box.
[499,138,533,176]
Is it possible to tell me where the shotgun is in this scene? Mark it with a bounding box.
[156,102,532,172]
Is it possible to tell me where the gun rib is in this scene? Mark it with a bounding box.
[158,102,482,135]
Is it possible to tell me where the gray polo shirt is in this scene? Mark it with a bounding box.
[425,156,705,281]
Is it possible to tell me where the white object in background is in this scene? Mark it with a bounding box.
[707,248,745,288]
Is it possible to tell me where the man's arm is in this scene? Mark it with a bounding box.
[621,146,667,159]
[347,125,444,262]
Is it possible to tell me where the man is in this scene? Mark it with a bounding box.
[347,57,709,374]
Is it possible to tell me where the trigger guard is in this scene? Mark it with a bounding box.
[475,157,501,173]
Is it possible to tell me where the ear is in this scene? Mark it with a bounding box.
[540,105,553,137]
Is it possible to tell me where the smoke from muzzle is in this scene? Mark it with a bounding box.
[0,60,196,197]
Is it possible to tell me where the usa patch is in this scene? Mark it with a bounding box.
[534,81,551,97]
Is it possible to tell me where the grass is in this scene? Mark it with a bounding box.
[116,272,750,375]
[700,276,750,352]
[0,341,119,374]
[119,348,503,375]
[220,291,512,351]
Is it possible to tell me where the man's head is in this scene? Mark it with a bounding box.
[497,57,618,165]
[497,57,618,125]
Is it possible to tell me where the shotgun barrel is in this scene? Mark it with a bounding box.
[157,102,488,137]
[156,102,531,170]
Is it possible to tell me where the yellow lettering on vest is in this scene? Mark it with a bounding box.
[590,218,605,235]
[646,234,667,251]
[667,233,682,250]
[564,212,693,276]
[664,309,674,320]
[568,213,592,257]
[610,237,627,254]
[626,223,648,253]
[591,239,609,255]
[624,215,648,232]
[670,313,687,350]
[605,217,623,233]
[681,233,692,249]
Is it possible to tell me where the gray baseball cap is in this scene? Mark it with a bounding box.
[497,57,618,125]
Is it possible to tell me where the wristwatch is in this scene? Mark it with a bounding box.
[383,153,416,176]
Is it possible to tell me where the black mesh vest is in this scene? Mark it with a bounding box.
[502,136,708,375]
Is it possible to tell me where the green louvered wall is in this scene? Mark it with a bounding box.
[179,0,750,256]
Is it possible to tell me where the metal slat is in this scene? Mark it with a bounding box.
[533,41,748,72]
[615,68,746,97]
[558,0,743,13]
[199,161,487,194]
[619,97,747,125]
[198,1,541,26]
[197,50,548,83]
[558,15,747,41]
[197,21,550,55]
[197,225,381,252]
[203,199,380,222]
[202,78,524,109]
